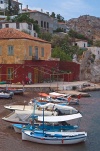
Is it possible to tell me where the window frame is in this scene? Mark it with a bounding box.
[41,47,44,57]
[7,68,14,80]
[29,46,33,56]
[8,45,14,56]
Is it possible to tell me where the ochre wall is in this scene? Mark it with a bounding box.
[0,39,51,64]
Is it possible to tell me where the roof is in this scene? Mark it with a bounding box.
[22,8,32,11]
[0,28,49,43]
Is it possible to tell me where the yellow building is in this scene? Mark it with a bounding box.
[0,28,51,64]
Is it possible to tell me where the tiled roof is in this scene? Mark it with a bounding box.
[0,28,49,43]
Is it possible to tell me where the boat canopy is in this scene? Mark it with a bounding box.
[37,113,82,122]
[49,92,67,97]
[38,93,49,97]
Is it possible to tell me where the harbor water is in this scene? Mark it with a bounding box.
[0,91,100,151]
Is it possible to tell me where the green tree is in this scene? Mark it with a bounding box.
[39,32,52,42]
[51,47,72,61]
[50,12,56,18]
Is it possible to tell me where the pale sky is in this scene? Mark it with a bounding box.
[19,0,100,20]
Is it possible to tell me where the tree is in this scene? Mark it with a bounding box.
[50,12,56,18]
[51,47,72,61]
[39,32,52,42]
[56,14,65,22]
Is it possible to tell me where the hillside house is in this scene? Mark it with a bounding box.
[0,22,38,37]
[72,39,88,48]
[0,0,22,14]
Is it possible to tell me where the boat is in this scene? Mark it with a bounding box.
[37,102,79,115]
[6,88,24,95]
[22,110,87,145]
[13,113,82,133]
[4,102,79,115]
[0,92,13,99]
[22,130,87,144]
[13,123,78,133]
[2,109,58,124]
[49,92,79,105]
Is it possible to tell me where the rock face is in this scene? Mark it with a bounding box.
[80,50,100,83]
[67,15,100,40]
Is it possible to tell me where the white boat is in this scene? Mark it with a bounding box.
[13,113,82,133]
[4,105,33,111]
[38,103,79,115]
[49,92,79,105]
[4,102,79,115]
[22,111,87,145]
[22,130,87,144]
[2,109,58,124]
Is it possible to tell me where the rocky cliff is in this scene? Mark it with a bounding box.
[80,50,100,83]
[66,15,100,40]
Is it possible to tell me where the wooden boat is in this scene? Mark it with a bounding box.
[4,102,79,115]
[13,123,78,133]
[22,112,87,144]
[49,92,79,105]
[2,109,58,124]
[13,113,82,133]
[22,130,87,144]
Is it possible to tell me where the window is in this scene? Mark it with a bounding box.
[47,22,49,29]
[41,47,44,57]
[0,23,2,29]
[16,23,20,29]
[29,46,32,56]
[34,33,36,37]
[8,46,14,56]
[0,46,2,55]
[44,21,46,28]
[5,24,9,28]
[41,21,43,27]
[7,68,14,80]
[28,23,32,30]
[35,46,38,59]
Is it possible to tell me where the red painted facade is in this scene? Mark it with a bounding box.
[0,60,80,84]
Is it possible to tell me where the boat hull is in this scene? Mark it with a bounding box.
[22,130,87,145]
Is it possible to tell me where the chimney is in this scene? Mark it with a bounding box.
[26,5,28,11]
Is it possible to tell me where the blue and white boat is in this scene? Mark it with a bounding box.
[22,112,87,144]
[22,130,87,144]
[13,112,81,133]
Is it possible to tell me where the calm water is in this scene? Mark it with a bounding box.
[1,91,100,151]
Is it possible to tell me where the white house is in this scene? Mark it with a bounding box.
[0,22,38,37]
[72,39,88,48]
[0,0,22,13]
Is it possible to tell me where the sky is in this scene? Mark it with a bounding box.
[19,0,100,20]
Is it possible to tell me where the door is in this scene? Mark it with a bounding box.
[34,67,38,83]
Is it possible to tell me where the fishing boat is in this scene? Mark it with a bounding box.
[4,102,79,115]
[22,110,87,144]
[13,113,82,133]
[49,92,79,105]
[0,92,13,99]
[6,88,24,95]
[22,130,87,144]
[2,108,58,124]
